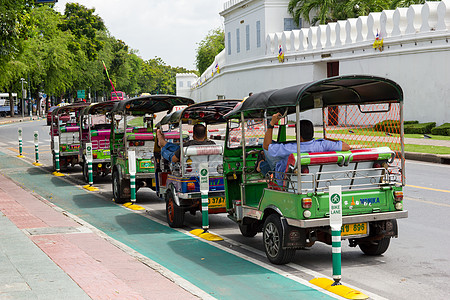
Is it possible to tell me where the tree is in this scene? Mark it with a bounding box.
[195,28,224,75]
[59,3,105,61]
[288,0,438,26]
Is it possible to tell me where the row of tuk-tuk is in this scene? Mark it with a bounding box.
[49,75,408,265]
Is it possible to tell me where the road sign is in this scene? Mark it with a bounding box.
[199,163,209,191]
[329,186,342,230]
[34,131,39,146]
[86,143,93,162]
[128,150,136,175]
[77,90,86,99]
[329,185,342,283]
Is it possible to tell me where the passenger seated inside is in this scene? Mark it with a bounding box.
[256,113,350,176]
[156,124,215,163]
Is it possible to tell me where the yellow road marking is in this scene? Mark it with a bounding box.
[405,197,450,208]
[406,184,450,193]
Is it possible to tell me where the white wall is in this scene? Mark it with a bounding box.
[178,0,450,125]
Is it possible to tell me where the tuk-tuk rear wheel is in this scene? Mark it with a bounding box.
[82,159,89,183]
[165,190,184,228]
[359,237,391,256]
[263,214,296,265]
[239,221,259,237]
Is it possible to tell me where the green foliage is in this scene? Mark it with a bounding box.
[431,123,450,136]
[0,2,196,107]
[373,120,400,133]
[195,28,224,74]
[404,120,419,125]
[288,0,439,25]
[404,122,436,134]
[59,3,106,61]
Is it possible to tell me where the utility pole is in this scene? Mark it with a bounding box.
[28,74,32,118]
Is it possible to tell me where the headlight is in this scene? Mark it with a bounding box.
[395,202,403,210]
[303,210,311,218]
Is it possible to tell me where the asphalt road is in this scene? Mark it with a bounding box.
[1,119,449,299]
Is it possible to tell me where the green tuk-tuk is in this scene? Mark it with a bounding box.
[50,102,90,171]
[79,101,118,183]
[110,95,194,203]
[155,99,240,227]
[223,75,408,264]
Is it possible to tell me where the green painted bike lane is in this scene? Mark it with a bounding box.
[0,152,336,300]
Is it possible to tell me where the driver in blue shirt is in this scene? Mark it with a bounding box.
[256,113,350,176]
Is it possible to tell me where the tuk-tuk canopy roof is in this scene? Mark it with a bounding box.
[225,75,403,119]
[52,102,90,116]
[113,95,194,115]
[157,99,241,126]
[81,101,119,116]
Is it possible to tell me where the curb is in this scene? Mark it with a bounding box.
[405,152,450,164]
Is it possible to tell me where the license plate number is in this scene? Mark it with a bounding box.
[341,222,367,236]
[208,197,225,208]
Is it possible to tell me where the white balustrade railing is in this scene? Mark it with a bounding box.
[193,0,450,88]
[263,1,450,54]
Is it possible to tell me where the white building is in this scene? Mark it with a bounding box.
[177,0,450,125]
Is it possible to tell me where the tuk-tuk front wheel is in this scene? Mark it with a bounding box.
[263,214,296,265]
[82,159,91,183]
[112,169,128,204]
[165,190,184,228]
[239,220,259,237]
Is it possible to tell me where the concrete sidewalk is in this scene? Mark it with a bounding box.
[0,173,199,299]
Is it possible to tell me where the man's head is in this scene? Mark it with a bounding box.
[193,124,207,140]
[299,119,314,141]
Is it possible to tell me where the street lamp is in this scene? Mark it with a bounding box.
[20,78,27,119]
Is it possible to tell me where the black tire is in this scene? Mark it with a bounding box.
[359,237,391,256]
[112,169,127,204]
[82,159,89,183]
[165,189,184,228]
[239,220,259,237]
[263,214,296,265]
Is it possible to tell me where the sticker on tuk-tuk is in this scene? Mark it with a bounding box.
[139,161,152,169]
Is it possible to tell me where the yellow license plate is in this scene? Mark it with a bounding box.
[208,197,225,208]
[341,222,367,236]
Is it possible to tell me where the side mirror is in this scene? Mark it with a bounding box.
[229,120,240,129]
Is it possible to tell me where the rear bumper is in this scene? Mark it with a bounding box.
[286,210,408,228]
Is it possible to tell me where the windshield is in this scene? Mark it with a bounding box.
[227,118,265,148]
